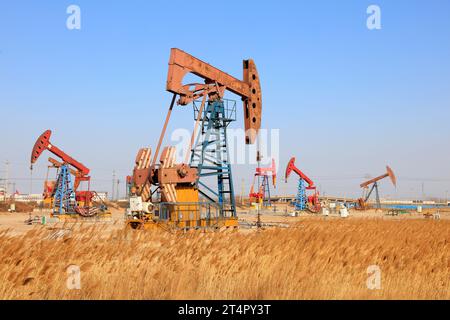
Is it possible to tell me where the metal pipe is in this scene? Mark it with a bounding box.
[360,173,389,188]
[152,94,176,167]
[184,93,207,164]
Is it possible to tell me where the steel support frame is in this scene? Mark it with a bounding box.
[364,181,381,209]
[53,164,76,215]
[190,99,236,217]
[295,178,307,210]
[261,175,271,207]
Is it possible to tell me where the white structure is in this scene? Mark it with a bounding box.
[339,205,349,218]
[93,192,108,202]
[14,194,44,203]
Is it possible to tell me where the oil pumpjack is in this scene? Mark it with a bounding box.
[249,159,276,206]
[357,166,397,210]
[30,130,108,218]
[285,157,321,213]
[127,48,262,230]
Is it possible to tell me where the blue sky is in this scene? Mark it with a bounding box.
[1,0,450,199]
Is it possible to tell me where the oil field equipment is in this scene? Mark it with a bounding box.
[128,48,262,230]
[357,165,396,210]
[30,129,108,218]
[249,159,276,206]
[285,157,321,213]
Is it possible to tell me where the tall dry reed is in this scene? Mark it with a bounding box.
[0,219,449,299]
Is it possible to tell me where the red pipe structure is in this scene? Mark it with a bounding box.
[255,158,277,187]
[249,159,277,204]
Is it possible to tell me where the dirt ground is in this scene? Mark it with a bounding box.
[0,203,448,236]
[0,208,125,236]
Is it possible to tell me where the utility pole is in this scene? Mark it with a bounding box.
[421,182,425,200]
[29,168,33,195]
[125,176,130,198]
[112,170,116,201]
[256,143,262,229]
[240,178,245,205]
[4,160,9,196]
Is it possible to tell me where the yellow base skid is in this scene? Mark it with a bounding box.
[126,217,238,231]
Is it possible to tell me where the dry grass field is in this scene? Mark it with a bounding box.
[0,218,449,300]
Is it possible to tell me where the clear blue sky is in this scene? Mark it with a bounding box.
[1,0,450,199]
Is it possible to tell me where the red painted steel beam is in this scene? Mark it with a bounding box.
[285,157,315,189]
[30,130,90,176]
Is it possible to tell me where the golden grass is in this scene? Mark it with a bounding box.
[0,219,449,300]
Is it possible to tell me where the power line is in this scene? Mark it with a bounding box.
[1,160,132,173]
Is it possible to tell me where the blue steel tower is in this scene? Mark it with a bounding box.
[190,99,237,218]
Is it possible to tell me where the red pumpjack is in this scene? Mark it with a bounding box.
[285,157,321,213]
[249,159,277,205]
[30,129,99,216]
